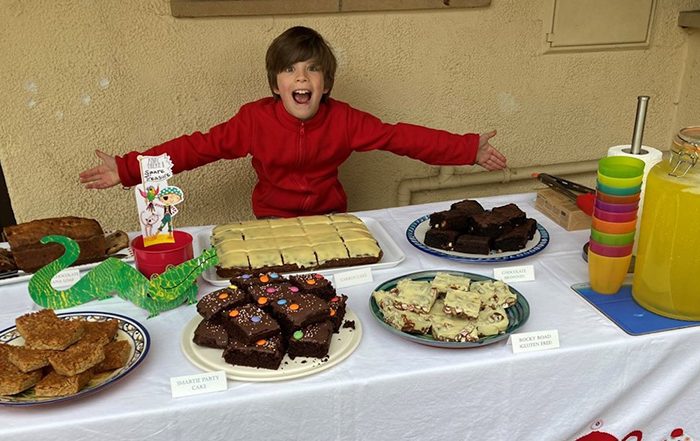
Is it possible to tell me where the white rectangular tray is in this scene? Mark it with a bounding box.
[196,216,406,287]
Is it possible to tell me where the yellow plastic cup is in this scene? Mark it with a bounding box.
[588,250,632,295]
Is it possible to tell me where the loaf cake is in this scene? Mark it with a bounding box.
[423,199,538,255]
[372,272,518,342]
[212,214,382,278]
[192,272,353,370]
[3,217,107,273]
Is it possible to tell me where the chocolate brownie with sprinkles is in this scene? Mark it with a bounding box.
[223,334,285,370]
[248,283,300,310]
[289,273,336,301]
[268,293,331,335]
[287,320,334,360]
[327,294,348,332]
[193,319,229,349]
[229,272,287,290]
[197,285,249,320]
[220,304,280,345]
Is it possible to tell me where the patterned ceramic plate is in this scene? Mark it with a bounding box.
[0,311,150,406]
[369,270,530,348]
[406,215,550,263]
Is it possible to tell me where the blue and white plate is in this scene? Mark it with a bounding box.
[0,311,150,406]
[369,270,530,348]
[406,215,550,263]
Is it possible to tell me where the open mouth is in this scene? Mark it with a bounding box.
[292,90,311,104]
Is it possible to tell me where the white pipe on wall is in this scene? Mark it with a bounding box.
[396,160,599,206]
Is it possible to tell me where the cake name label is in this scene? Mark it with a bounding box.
[333,267,373,289]
[509,330,560,354]
[493,265,535,283]
[170,371,227,398]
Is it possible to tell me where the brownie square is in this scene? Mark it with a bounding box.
[229,272,288,289]
[269,293,331,334]
[220,304,281,345]
[223,334,285,370]
[287,321,334,360]
[423,228,460,250]
[429,210,472,231]
[491,203,527,225]
[289,273,336,301]
[328,294,348,333]
[197,286,249,320]
[469,212,513,238]
[449,199,485,215]
[193,319,229,349]
[453,234,492,255]
[248,283,300,310]
[493,218,537,251]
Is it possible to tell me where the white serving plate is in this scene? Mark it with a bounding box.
[197,217,405,287]
[181,309,361,381]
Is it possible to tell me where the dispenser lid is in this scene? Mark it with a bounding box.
[670,126,700,177]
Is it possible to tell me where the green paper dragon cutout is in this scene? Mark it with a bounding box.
[28,235,219,317]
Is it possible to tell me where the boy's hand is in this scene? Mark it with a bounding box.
[475,130,507,171]
[79,150,121,189]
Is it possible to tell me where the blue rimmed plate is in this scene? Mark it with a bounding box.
[0,311,150,406]
[369,270,530,348]
[406,215,550,263]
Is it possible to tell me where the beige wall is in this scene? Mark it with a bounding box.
[0,0,698,231]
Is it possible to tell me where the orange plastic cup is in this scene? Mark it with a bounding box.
[591,216,638,234]
[588,250,632,295]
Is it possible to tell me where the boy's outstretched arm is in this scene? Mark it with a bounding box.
[79,150,121,189]
[475,130,507,171]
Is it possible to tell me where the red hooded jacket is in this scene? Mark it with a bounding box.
[116,97,479,218]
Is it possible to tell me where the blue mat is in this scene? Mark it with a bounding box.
[571,282,700,336]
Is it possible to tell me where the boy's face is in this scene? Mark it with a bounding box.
[274,60,329,121]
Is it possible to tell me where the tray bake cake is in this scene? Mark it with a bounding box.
[192,272,349,369]
[424,200,537,255]
[372,272,518,342]
[212,214,382,278]
[0,310,130,398]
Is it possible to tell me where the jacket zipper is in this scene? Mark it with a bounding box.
[298,122,310,212]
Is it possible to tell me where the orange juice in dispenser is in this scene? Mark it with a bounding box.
[632,127,700,320]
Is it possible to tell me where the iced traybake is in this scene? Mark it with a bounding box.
[212,214,383,278]
[372,272,518,342]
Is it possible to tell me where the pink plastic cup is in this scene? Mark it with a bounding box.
[588,239,634,258]
[592,206,637,223]
[594,198,639,213]
[131,230,194,278]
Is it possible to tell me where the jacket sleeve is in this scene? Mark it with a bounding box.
[345,106,479,166]
[115,105,254,187]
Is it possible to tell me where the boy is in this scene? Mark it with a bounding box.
[80,26,507,218]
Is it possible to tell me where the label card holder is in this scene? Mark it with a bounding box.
[170,371,228,398]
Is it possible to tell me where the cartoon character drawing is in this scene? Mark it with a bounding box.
[155,186,184,236]
[138,185,160,213]
[140,211,160,237]
[663,428,695,441]
[576,420,643,441]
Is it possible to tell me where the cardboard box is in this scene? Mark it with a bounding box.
[535,188,592,231]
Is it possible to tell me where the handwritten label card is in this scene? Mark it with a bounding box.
[333,267,373,289]
[170,371,227,398]
[493,265,535,283]
[509,330,560,354]
[50,268,81,290]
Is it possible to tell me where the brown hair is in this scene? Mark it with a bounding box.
[265,26,337,102]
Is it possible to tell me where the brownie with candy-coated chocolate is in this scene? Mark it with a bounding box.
[248,283,300,311]
[287,320,333,360]
[220,304,280,345]
[327,294,348,333]
[197,286,249,320]
[223,334,285,370]
[193,319,229,349]
[289,273,336,301]
[268,293,330,335]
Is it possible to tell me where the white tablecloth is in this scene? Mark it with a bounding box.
[1,193,698,441]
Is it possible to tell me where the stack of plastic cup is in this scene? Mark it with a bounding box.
[588,156,645,294]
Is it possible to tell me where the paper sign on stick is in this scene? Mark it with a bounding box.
[135,154,184,247]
